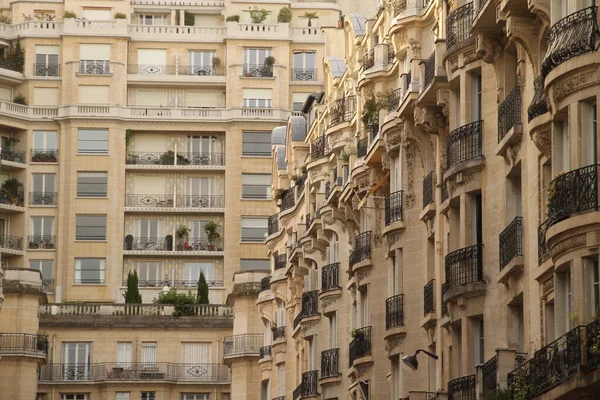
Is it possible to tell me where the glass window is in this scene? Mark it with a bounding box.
[33,131,57,151]
[115,393,130,400]
[35,53,59,76]
[240,259,270,271]
[183,262,215,286]
[241,174,271,199]
[242,132,271,156]
[142,342,157,366]
[141,393,156,400]
[74,258,106,284]
[293,51,315,69]
[76,215,107,240]
[181,394,210,400]
[77,172,108,197]
[62,395,88,400]
[30,217,54,249]
[30,259,53,281]
[188,51,217,75]
[133,261,163,287]
[241,217,268,242]
[78,129,108,154]
[243,48,272,65]
[242,98,272,108]
[139,14,168,25]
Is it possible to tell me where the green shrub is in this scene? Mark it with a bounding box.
[250,7,269,24]
[225,15,239,22]
[154,288,197,317]
[114,12,127,19]
[277,7,292,23]
[63,11,77,19]
[184,11,195,26]
[13,94,26,105]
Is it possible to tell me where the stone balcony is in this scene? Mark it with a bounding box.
[63,19,128,37]
[128,24,226,42]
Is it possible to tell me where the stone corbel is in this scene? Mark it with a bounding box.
[475,34,502,64]
[437,87,450,119]
[530,128,551,158]
[505,14,546,72]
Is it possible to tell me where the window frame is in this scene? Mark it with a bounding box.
[75,214,107,241]
[74,258,106,285]
[77,172,108,198]
[77,129,109,154]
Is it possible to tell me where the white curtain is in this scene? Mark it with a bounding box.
[117,342,132,366]
[142,342,157,366]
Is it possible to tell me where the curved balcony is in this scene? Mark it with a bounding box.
[498,87,522,143]
[274,254,287,271]
[294,370,319,398]
[541,6,600,80]
[527,77,549,122]
[268,214,280,236]
[423,171,435,209]
[273,326,286,341]
[424,279,435,316]
[423,52,435,89]
[448,375,476,400]
[444,244,484,299]
[260,276,271,292]
[321,263,340,292]
[385,190,404,226]
[0,333,48,356]
[445,121,483,176]
[362,48,375,70]
[321,348,340,379]
[280,188,295,212]
[385,294,404,330]
[356,137,368,158]
[328,96,356,128]
[223,333,263,359]
[259,345,271,359]
[349,326,372,366]
[309,135,327,162]
[349,231,371,268]
[446,2,474,54]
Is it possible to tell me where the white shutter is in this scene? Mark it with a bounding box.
[80,44,111,60]
[0,86,11,101]
[241,217,268,228]
[78,85,109,104]
[581,102,595,166]
[142,342,157,366]
[33,88,59,106]
[181,342,211,363]
[35,45,59,55]
[187,92,219,107]
[133,133,166,152]
[82,8,111,20]
[117,342,132,366]
[137,49,167,65]
[135,90,168,106]
[242,174,271,185]
[242,88,272,99]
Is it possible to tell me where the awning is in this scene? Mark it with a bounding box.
[357,172,390,209]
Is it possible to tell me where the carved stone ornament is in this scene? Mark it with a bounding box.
[503,140,522,167]
[303,243,316,254]
[356,268,371,282]
[464,49,483,65]
[552,71,597,105]
[408,38,421,59]
[550,234,586,258]
[321,295,339,311]
[309,166,323,180]
[476,36,501,64]
[385,337,403,354]
[355,365,369,378]
[302,320,320,335]
[541,276,554,296]
[393,30,408,50]
[386,232,401,250]
[531,128,551,157]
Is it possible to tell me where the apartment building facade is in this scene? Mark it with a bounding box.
[0,0,369,399]
[256,0,600,399]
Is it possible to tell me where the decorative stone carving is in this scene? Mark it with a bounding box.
[541,277,554,296]
[301,320,319,335]
[552,71,597,105]
[321,296,339,310]
[309,166,323,180]
[404,145,416,209]
[550,234,586,258]
[356,268,371,282]
[386,232,401,250]
[503,140,522,167]
[392,30,408,50]
[303,243,316,254]
[385,337,403,354]
[476,36,501,64]
[408,38,421,59]
[355,365,369,378]
[531,128,551,157]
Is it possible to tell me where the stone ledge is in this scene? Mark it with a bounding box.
[40,315,233,329]
[496,124,522,158]
[384,324,407,341]
[420,312,438,329]
[442,281,487,304]
[443,157,485,184]
[498,256,524,286]
[319,374,342,386]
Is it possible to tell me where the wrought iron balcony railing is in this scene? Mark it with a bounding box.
[28,235,56,250]
[268,214,279,235]
[128,64,225,76]
[280,188,295,211]
[223,334,263,357]
[357,136,368,158]
[547,164,599,228]
[423,52,435,89]
[0,333,48,355]
[499,217,523,270]
[498,86,522,142]
[385,190,404,226]
[30,192,57,206]
[388,44,396,64]
[301,290,319,318]
[349,326,372,366]
[176,195,225,208]
[79,60,110,75]
[175,237,223,252]
[1,148,26,164]
[0,192,24,207]
[42,279,55,293]
[260,345,272,359]
[424,279,435,316]
[444,244,483,291]
[33,63,59,76]
[126,151,224,166]
[321,348,340,378]
[349,231,371,267]
[328,96,356,127]
[446,121,483,170]
[31,149,58,163]
[0,58,21,72]
[482,355,497,398]
[274,253,287,270]
[385,294,404,329]
[387,88,403,112]
[362,48,375,70]
[273,326,286,341]
[423,171,435,208]
[292,68,317,81]
[446,2,474,53]
[124,236,167,251]
[322,262,340,292]
[122,279,224,288]
[310,135,327,162]
[260,276,271,292]
[541,6,600,79]
[242,63,273,78]
[300,370,319,397]
[448,374,476,400]
[527,76,549,122]
[538,219,551,264]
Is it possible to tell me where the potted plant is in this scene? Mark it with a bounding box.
[249,7,270,24]
[350,329,365,341]
[175,225,190,251]
[225,15,239,22]
[264,56,275,76]
[212,56,220,75]
[204,221,220,251]
[273,188,285,201]
[277,7,292,23]
[63,11,77,19]
[184,11,195,26]
[160,150,175,165]
[114,12,127,19]
[0,178,22,205]
[12,94,26,105]
[300,11,319,27]
[125,129,133,149]
[29,241,39,249]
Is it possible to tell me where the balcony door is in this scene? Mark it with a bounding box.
[188,177,214,207]
[137,49,167,74]
[32,174,56,201]
[31,216,54,240]
[142,342,157,368]
[33,130,57,152]
[117,342,132,367]
[187,135,223,163]
[34,45,59,76]
[188,51,216,75]
[136,219,161,240]
[181,342,211,377]
[183,261,214,287]
[62,342,91,380]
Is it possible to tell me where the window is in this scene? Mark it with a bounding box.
[260,379,270,400]
[77,172,108,197]
[78,129,108,154]
[581,101,597,166]
[117,342,132,366]
[31,174,56,205]
[329,312,338,348]
[32,131,58,161]
[35,45,59,76]
[62,342,91,381]
[186,177,220,208]
[189,51,217,75]
[473,317,484,366]
[187,135,223,161]
[74,258,106,284]
[142,342,157,367]
[471,71,482,121]
[243,48,273,77]
[240,259,270,271]
[136,219,162,239]
[278,364,285,397]
[292,52,316,80]
[242,89,272,108]
[115,393,130,400]
[79,44,110,74]
[242,174,271,199]
[183,262,215,286]
[181,342,212,367]
[242,131,271,156]
[76,215,107,240]
[61,395,88,400]
[133,262,163,286]
[139,14,168,25]
[591,258,600,317]
[293,93,311,112]
[30,216,54,248]
[181,394,209,400]
[141,393,156,400]
[241,217,268,242]
[136,49,167,74]
[30,260,53,284]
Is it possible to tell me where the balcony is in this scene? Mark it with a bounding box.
[274,254,286,271]
[356,136,368,158]
[445,121,483,172]
[128,24,226,42]
[273,326,286,341]
[423,171,435,209]
[301,290,319,318]
[268,214,280,236]
[260,276,271,292]
[124,194,224,211]
[482,355,497,398]
[127,64,224,76]
[538,219,551,265]
[260,345,272,359]
[0,333,48,356]
[448,375,476,400]
[0,192,24,209]
[423,52,435,89]
[349,231,371,268]
[126,151,224,167]
[349,326,372,366]
[34,63,59,77]
[299,370,319,397]
[444,244,483,295]
[1,148,26,166]
[309,135,327,162]
[446,2,474,54]
[385,294,404,329]
[31,149,58,163]
[28,235,55,250]
[242,64,273,78]
[498,87,522,143]
[387,88,403,112]
[321,262,339,292]
[223,333,263,358]
[38,362,231,383]
[385,190,404,226]
[292,68,317,81]
[541,6,600,79]
[0,58,21,73]
[362,49,374,70]
[321,349,340,379]
[123,236,224,254]
[0,235,23,252]
[499,217,523,271]
[78,60,110,75]
[280,188,295,212]
[424,279,435,316]
[29,192,56,206]
[546,165,599,229]
[42,279,55,293]
[527,76,548,122]
[121,277,223,289]
[328,96,356,128]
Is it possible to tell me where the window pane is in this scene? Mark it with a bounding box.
[77,172,108,197]
[76,215,107,240]
[74,258,105,284]
[242,132,271,156]
[240,259,270,271]
[78,129,108,154]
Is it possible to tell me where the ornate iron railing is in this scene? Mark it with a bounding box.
[424,279,435,316]
[541,6,600,79]
[441,282,449,317]
[388,44,396,64]
[446,2,474,53]
[126,151,224,166]
[0,333,48,355]
[0,58,21,72]
[498,86,522,142]
[321,348,340,378]
[176,195,224,208]
[273,326,286,341]
[547,164,599,228]
[175,237,223,252]
[448,374,476,400]
[388,88,403,112]
[478,0,489,11]
[322,262,340,291]
[125,194,173,208]
[260,276,271,292]
[31,149,58,163]
[223,334,263,357]
[260,345,272,359]
[34,63,60,76]
[175,152,225,166]
[444,244,483,290]
[242,63,273,78]
[293,383,303,400]
[385,294,404,329]
[385,190,404,225]
[1,148,26,164]
[268,214,279,235]
[482,355,497,397]
[0,235,23,251]
[423,171,435,208]
[423,52,435,89]
[586,318,600,370]
[329,96,356,127]
[79,60,110,74]
[127,64,178,75]
[292,68,317,81]
[349,326,372,366]
[301,370,319,397]
[280,188,295,211]
[301,290,319,317]
[394,0,407,16]
[274,254,287,270]
[126,151,175,165]
[357,136,368,158]
[363,48,375,70]
[123,236,167,251]
[446,121,483,170]
[527,76,549,122]
[349,231,371,267]
[28,235,55,250]
[310,135,327,161]
[42,279,55,293]
[30,192,57,206]
[499,217,523,270]
[0,192,24,207]
[538,219,551,264]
